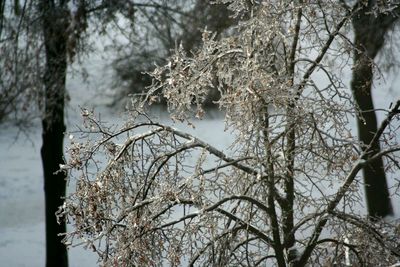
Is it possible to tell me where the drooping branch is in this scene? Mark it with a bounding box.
[297,99,400,266]
[330,210,400,258]
[188,226,246,266]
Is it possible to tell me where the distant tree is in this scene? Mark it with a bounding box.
[38,1,77,265]
[112,0,236,106]
[0,0,43,126]
[347,0,400,218]
[1,1,71,265]
[60,1,400,266]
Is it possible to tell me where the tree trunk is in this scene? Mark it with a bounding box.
[350,1,397,218]
[351,55,392,218]
[40,1,69,266]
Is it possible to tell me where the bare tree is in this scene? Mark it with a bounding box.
[0,0,43,126]
[1,1,71,265]
[347,0,400,218]
[112,0,235,106]
[60,1,400,266]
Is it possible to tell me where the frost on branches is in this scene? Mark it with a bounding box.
[59,1,400,266]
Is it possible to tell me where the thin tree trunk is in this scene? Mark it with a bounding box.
[350,1,397,218]
[40,1,69,266]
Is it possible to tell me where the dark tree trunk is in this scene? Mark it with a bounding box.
[351,1,398,218]
[40,1,69,266]
[351,55,393,218]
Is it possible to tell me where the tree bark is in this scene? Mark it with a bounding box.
[350,1,398,218]
[40,1,69,266]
